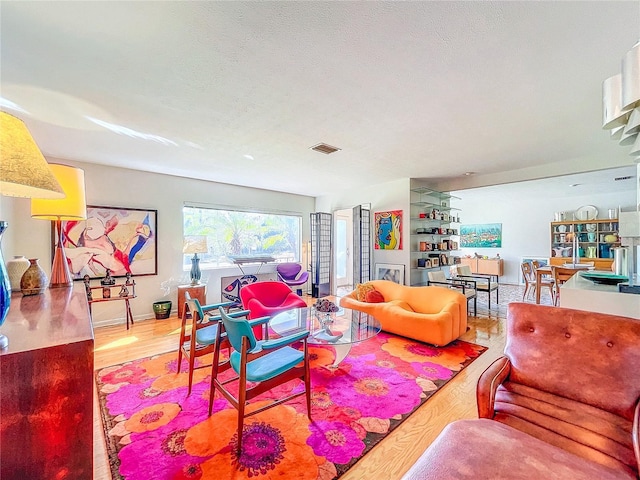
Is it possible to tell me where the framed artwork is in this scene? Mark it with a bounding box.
[375,263,405,284]
[58,205,158,280]
[374,210,403,250]
[460,223,503,248]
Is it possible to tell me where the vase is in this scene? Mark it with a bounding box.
[21,258,48,296]
[0,222,10,330]
[6,255,30,292]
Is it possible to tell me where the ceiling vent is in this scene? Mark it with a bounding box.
[310,143,341,155]
[614,175,633,181]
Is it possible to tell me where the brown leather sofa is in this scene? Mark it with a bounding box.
[402,302,640,480]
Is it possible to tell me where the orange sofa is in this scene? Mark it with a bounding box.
[339,280,467,346]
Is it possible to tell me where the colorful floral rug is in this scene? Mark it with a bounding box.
[96,333,486,480]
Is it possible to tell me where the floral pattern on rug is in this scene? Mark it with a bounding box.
[96,333,486,480]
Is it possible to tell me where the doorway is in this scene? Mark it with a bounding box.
[334,209,353,296]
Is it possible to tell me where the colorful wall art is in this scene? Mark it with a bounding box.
[60,205,157,280]
[374,210,403,250]
[460,223,503,248]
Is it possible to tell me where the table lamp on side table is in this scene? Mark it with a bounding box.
[183,235,208,285]
[0,111,66,349]
[31,164,87,288]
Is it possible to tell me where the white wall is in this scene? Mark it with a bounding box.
[2,159,315,326]
[316,178,411,284]
[452,186,635,284]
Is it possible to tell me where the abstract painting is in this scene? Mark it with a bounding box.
[374,210,402,250]
[59,205,157,280]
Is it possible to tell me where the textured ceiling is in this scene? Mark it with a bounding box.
[1,1,639,197]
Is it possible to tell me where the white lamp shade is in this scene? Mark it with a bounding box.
[622,41,640,111]
[31,164,87,220]
[0,112,65,199]
[603,74,630,129]
[611,125,625,141]
[183,235,208,254]
[623,107,640,135]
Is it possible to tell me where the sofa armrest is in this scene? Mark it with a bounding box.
[476,356,512,418]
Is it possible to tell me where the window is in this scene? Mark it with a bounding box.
[183,206,302,269]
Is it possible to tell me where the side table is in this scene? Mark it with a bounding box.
[177,284,206,319]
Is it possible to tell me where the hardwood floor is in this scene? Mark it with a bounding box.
[93,296,509,480]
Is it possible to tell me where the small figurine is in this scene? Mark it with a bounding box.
[125,272,132,285]
[83,274,92,301]
[101,269,115,286]
[119,284,129,297]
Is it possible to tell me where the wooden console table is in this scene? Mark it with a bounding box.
[460,257,504,276]
[84,276,136,329]
[0,286,94,479]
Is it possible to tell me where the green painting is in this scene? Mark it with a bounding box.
[460,223,502,248]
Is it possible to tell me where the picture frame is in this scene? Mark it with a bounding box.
[374,210,403,250]
[374,263,405,284]
[57,205,158,280]
[460,223,503,248]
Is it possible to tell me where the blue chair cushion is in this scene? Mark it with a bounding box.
[230,346,304,382]
[195,323,219,345]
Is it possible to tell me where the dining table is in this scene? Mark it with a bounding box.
[534,264,601,304]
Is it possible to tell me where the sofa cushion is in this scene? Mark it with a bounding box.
[355,282,375,301]
[401,419,634,480]
[364,289,385,303]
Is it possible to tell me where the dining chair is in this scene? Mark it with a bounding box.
[177,295,250,395]
[552,266,579,306]
[521,262,554,303]
[427,270,477,316]
[211,306,311,454]
[454,264,500,309]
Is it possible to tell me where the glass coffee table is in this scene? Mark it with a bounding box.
[269,306,381,368]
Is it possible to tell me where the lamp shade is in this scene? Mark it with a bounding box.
[603,74,630,129]
[622,41,640,111]
[183,235,208,254]
[31,164,87,220]
[0,112,64,199]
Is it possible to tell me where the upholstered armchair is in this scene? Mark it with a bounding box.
[402,302,640,480]
[240,281,307,338]
[276,262,308,296]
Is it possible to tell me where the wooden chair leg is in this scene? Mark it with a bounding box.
[304,343,311,420]
[237,377,247,453]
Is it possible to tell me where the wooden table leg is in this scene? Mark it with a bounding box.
[125,298,134,330]
[536,270,542,304]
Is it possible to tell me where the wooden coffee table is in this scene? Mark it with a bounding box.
[269,306,381,367]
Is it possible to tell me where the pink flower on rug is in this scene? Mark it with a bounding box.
[307,420,365,464]
[118,418,212,480]
[106,378,214,419]
[411,361,454,381]
[318,353,422,418]
[99,363,148,386]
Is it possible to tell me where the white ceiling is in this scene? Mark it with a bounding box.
[1,1,639,197]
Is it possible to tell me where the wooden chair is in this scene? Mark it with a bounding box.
[521,262,554,303]
[211,306,311,454]
[177,295,246,394]
[427,270,477,316]
[552,266,578,306]
[454,264,499,309]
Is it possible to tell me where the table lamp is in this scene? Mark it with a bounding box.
[0,111,65,348]
[31,164,87,288]
[183,235,208,285]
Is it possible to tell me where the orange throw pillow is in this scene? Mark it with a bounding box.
[355,283,375,301]
[364,289,385,303]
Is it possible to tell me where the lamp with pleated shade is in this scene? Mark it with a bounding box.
[31,164,87,288]
[183,235,208,285]
[0,111,65,349]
